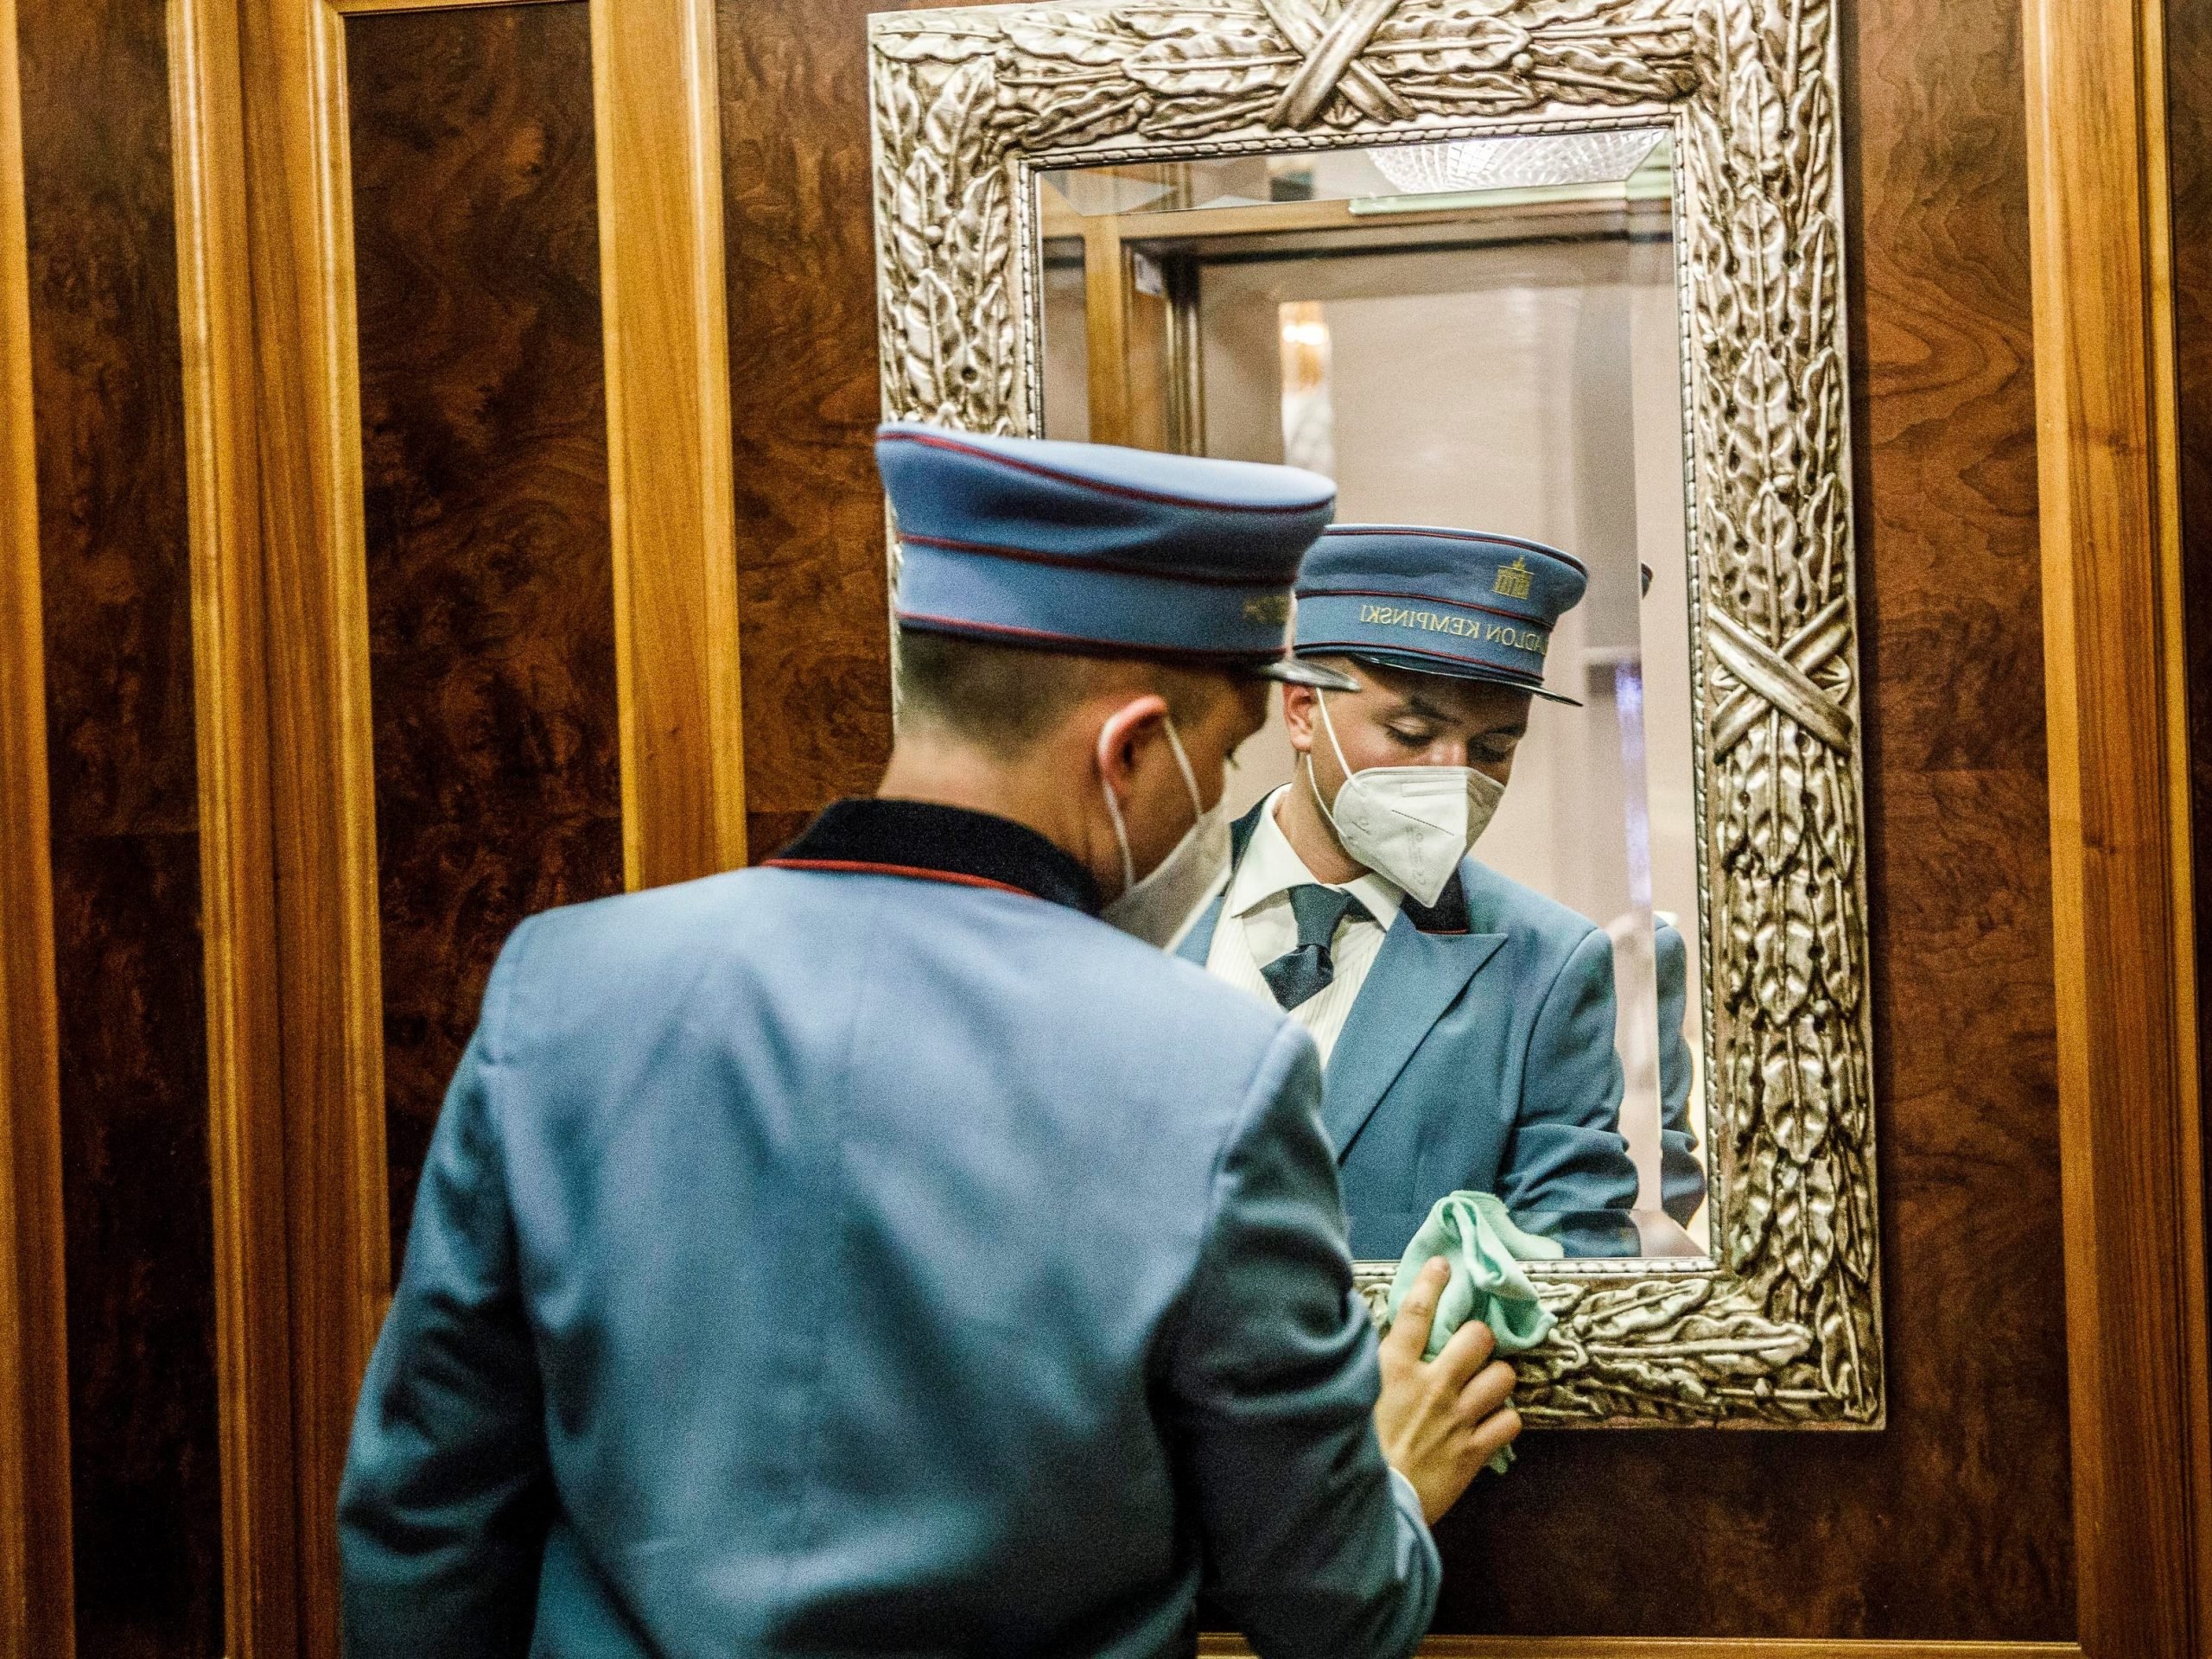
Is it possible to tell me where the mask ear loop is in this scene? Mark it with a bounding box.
[1101,710,1200,900]
[1097,730,1136,899]
[1303,688,1358,837]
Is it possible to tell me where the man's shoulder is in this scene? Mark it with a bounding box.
[1459,859,1605,951]
[1127,938,1300,1047]
[506,866,760,960]
[980,903,1301,1079]
[501,868,1295,1063]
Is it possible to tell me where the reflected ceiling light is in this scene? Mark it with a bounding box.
[1369,130,1664,197]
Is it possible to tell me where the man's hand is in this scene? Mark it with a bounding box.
[1372,1257,1522,1523]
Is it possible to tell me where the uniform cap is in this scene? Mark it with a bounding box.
[878,423,1355,688]
[1294,524,1588,705]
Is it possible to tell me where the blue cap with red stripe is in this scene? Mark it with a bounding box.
[1293,524,1589,705]
[877,422,1352,688]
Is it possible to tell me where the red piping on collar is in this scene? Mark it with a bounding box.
[760,857,1036,899]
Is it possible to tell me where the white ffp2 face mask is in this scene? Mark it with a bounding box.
[1101,716,1231,947]
[1306,688,1504,907]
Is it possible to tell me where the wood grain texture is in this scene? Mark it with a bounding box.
[346,0,623,1266]
[21,3,229,1644]
[2024,0,2212,1651]
[591,0,746,887]
[45,844,222,1659]
[1081,217,1135,446]
[2171,16,2212,1618]
[171,0,307,1650]
[231,2,391,1649]
[0,0,73,1646]
[715,0,923,845]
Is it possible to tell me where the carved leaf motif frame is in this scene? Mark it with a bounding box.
[868,0,1880,1428]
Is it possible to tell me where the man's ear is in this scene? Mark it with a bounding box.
[1094,692,1171,788]
[1282,683,1319,753]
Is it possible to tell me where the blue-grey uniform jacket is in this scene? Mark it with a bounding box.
[1178,804,1700,1258]
[338,800,1437,1659]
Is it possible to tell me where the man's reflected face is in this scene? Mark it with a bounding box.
[1285,657,1534,795]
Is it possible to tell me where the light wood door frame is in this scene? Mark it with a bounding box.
[0,0,75,1649]
[166,0,744,1651]
[2023,3,2212,1659]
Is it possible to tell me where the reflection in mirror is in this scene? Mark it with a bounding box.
[1038,131,1707,1261]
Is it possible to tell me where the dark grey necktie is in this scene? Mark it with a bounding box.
[1259,884,1371,1011]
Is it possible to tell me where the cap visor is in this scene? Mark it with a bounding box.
[1249,657,1363,691]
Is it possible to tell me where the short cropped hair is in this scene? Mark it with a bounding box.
[894,628,1227,760]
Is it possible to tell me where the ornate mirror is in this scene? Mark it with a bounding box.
[868,0,1879,1428]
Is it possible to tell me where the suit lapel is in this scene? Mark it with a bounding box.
[1175,895,1224,964]
[1324,912,1505,1159]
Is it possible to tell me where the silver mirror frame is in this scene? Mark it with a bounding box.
[868,0,1879,1428]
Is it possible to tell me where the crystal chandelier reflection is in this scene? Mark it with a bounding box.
[1369,130,1664,198]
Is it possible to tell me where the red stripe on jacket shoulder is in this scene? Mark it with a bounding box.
[760,857,1034,899]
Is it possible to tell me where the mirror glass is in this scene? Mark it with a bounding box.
[1037,131,1707,1261]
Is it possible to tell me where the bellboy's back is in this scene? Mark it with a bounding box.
[337,426,1438,1659]
[493,858,1358,1653]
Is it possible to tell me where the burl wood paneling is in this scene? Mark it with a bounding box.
[722,0,2069,1640]
[17,0,226,1651]
[1430,0,2071,1637]
[716,0,938,857]
[2174,0,2212,1255]
[346,1,623,1256]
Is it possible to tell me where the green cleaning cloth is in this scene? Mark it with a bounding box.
[1384,1192,1563,1474]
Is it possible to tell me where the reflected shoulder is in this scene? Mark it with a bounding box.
[1458,856,1605,943]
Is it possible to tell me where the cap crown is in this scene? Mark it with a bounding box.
[877,423,1337,661]
[1294,524,1588,699]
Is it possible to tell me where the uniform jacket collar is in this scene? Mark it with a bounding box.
[1220,786,1404,935]
[1179,799,1503,1156]
[767,798,1103,914]
[1188,799,1473,944]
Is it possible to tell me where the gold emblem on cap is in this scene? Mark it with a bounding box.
[1243,594,1292,626]
[1493,557,1533,600]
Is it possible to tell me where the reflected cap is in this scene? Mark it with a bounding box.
[1294,524,1589,705]
[878,422,1356,688]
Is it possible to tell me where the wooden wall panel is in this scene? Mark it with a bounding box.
[726,0,2074,1643]
[18,0,226,1651]
[344,0,623,1260]
[0,0,73,1644]
[2023,0,2212,1639]
[2176,0,2212,1290]
[2165,0,2212,1630]
[716,0,920,857]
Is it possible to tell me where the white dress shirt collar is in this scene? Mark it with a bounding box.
[1225,785,1403,932]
